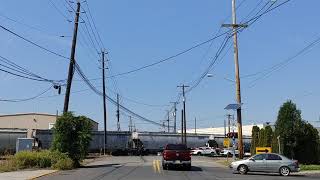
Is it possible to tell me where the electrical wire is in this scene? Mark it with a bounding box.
[47,0,72,22]
[83,0,105,48]
[0,56,64,84]
[73,62,168,127]
[0,12,66,37]
[0,24,69,60]
[248,36,320,88]
[0,86,53,102]
[108,30,233,78]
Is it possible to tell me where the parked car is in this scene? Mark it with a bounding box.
[191,147,217,156]
[229,153,300,176]
[162,144,191,170]
[220,148,239,156]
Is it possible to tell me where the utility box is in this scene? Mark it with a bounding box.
[16,138,33,152]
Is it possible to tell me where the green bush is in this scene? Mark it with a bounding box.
[0,157,17,172]
[51,112,92,167]
[52,158,74,170]
[301,164,320,171]
[14,151,39,169]
[0,150,75,171]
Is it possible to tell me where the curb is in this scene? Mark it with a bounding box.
[27,170,59,180]
[297,170,320,175]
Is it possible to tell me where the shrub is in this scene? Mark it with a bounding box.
[14,151,39,169]
[51,112,92,167]
[2,150,74,171]
[0,157,17,172]
[52,158,74,170]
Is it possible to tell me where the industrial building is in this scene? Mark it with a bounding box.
[0,113,99,137]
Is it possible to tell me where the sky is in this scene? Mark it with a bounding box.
[0,0,319,131]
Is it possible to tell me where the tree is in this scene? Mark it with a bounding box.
[294,122,320,164]
[258,128,265,147]
[207,139,218,148]
[51,112,92,167]
[264,126,273,147]
[273,100,320,164]
[273,100,302,158]
[250,126,260,155]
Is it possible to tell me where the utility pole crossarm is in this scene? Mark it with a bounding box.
[221,24,248,28]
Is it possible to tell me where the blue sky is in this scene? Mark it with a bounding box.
[0,0,319,131]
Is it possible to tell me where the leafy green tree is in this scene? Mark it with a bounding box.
[250,126,260,155]
[273,100,320,164]
[258,128,265,147]
[294,122,320,164]
[274,100,302,158]
[208,139,218,148]
[264,126,273,147]
[51,112,92,167]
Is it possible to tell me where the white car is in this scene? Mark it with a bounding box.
[191,147,217,156]
[220,149,239,156]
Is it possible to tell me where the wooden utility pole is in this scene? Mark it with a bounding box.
[116,94,120,131]
[222,0,247,159]
[194,117,197,134]
[181,109,184,144]
[170,102,177,133]
[167,110,170,133]
[178,84,189,145]
[63,0,80,113]
[227,114,232,134]
[129,116,132,132]
[101,51,108,155]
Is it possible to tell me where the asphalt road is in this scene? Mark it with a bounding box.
[38,156,320,180]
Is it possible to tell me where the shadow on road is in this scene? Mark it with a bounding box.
[167,166,203,172]
[81,163,121,168]
[237,172,306,177]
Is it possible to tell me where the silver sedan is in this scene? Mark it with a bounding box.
[230,153,300,176]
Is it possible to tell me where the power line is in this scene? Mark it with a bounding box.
[83,0,105,48]
[80,5,103,49]
[0,24,69,60]
[107,30,233,78]
[187,35,232,94]
[73,61,167,127]
[248,36,320,88]
[0,12,66,37]
[47,0,72,22]
[0,86,53,102]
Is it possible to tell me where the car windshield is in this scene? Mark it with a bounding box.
[166,144,187,150]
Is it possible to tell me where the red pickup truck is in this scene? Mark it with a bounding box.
[162,144,191,170]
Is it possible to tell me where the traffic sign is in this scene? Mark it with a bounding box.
[256,147,272,154]
[223,138,230,147]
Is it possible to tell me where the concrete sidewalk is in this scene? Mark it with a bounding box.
[0,169,57,180]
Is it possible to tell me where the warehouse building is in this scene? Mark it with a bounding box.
[0,113,99,137]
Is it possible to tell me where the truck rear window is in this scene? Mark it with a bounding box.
[166,144,187,150]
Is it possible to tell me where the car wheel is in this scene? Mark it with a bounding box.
[185,164,191,171]
[279,166,290,176]
[162,163,167,170]
[238,164,248,175]
[197,152,202,156]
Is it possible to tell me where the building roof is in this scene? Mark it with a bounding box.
[0,112,98,125]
